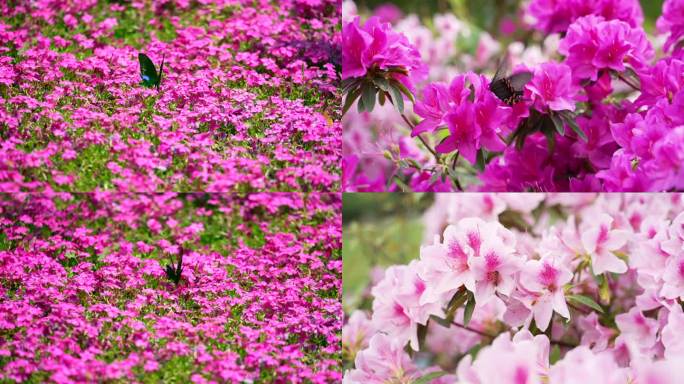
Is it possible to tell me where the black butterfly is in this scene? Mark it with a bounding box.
[138,53,165,89]
[164,247,183,286]
[489,58,532,105]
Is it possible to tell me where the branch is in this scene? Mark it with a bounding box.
[617,73,640,92]
[451,321,579,348]
[399,113,441,163]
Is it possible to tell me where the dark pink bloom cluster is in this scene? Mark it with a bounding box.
[0,0,340,192]
[342,16,427,91]
[599,58,684,191]
[527,61,581,112]
[342,0,684,191]
[343,194,684,383]
[527,0,644,34]
[657,0,684,52]
[0,192,341,383]
[413,73,511,163]
[559,15,653,81]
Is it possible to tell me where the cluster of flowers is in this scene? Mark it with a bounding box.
[342,0,684,191]
[0,0,340,192]
[343,193,684,383]
[0,192,341,383]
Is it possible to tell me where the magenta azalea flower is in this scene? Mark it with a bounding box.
[342,16,427,90]
[527,0,643,34]
[412,83,451,135]
[657,0,684,52]
[527,61,580,112]
[437,102,481,162]
[559,15,653,81]
[419,73,511,162]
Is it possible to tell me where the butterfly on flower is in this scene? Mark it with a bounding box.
[164,246,183,286]
[138,53,165,89]
[488,56,532,105]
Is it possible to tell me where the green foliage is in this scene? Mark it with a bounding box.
[566,294,605,314]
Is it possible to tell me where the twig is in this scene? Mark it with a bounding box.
[450,152,463,191]
[617,73,640,92]
[451,321,579,348]
[398,113,441,162]
[451,322,494,338]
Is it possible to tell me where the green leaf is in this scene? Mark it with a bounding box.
[463,291,475,326]
[428,171,442,186]
[467,343,483,359]
[372,77,391,91]
[390,78,415,103]
[378,90,386,106]
[412,371,449,384]
[551,113,564,135]
[342,87,361,116]
[393,175,412,192]
[542,124,556,154]
[361,84,377,113]
[341,78,362,94]
[566,294,604,314]
[475,149,486,172]
[417,321,428,350]
[389,85,405,113]
[550,344,561,365]
[429,314,451,328]
[444,288,468,324]
[563,115,588,142]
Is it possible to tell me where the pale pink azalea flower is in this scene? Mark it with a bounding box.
[662,211,684,256]
[446,193,507,223]
[615,307,659,352]
[419,217,516,306]
[580,213,630,274]
[632,357,684,384]
[371,262,443,350]
[519,257,573,331]
[660,252,684,299]
[661,305,684,359]
[370,265,419,350]
[577,312,614,352]
[417,237,475,304]
[631,216,671,273]
[342,311,376,359]
[343,333,419,384]
[470,238,521,305]
[458,331,548,384]
[538,216,584,264]
[548,346,628,384]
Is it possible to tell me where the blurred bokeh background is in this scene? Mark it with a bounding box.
[353,0,664,32]
[343,194,433,310]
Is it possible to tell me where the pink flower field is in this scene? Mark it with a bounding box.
[0,192,342,383]
[0,0,340,192]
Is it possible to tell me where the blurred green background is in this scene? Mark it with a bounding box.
[343,194,433,310]
[354,0,664,33]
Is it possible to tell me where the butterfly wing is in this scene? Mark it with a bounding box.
[508,71,533,91]
[164,264,175,279]
[489,79,512,101]
[176,248,183,277]
[156,54,165,89]
[138,53,158,87]
[492,56,509,82]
